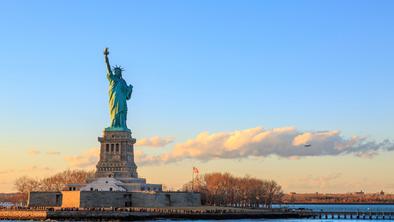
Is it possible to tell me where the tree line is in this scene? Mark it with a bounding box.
[182,172,283,208]
[14,169,95,193]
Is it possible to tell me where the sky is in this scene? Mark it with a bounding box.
[1,0,394,193]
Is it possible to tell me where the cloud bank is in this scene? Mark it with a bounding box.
[64,148,99,168]
[26,149,61,156]
[46,151,61,155]
[135,126,394,165]
[26,148,41,156]
[135,136,174,147]
[64,126,394,168]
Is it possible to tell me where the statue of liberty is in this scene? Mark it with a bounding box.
[104,48,133,130]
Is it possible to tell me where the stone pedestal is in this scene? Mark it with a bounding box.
[95,129,138,178]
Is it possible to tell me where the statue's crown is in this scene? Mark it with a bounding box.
[113,65,125,72]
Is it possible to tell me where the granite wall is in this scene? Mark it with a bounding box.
[78,191,200,208]
[79,191,129,208]
[131,192,201,207]
[29,191,201,208]
[166,192,201,207]
[28,192,61,207]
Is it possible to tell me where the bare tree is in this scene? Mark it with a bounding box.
[14,176,40,193]
[14,169,95,193]
[182,172,283,208]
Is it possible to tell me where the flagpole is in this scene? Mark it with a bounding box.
[192,167,194,192]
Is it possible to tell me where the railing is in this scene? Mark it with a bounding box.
[311,211,394,220]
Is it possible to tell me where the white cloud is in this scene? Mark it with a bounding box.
[26,148,41,156]
[135,126,394,165]
[135,136,174,147]
[64,148,99,169]
[26,149,61,156]
[46,151,61,155]
[0,170,14,175]
[64,127,393,168]
[23,165,53,172]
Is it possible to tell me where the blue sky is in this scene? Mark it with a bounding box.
[1,1,394,192]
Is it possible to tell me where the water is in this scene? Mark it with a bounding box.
[2,220,394,222]
[153,220,394,222]
[2,219,393,221]
[133,220,394,222]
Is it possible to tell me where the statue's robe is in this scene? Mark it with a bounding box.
[107,74,133,129]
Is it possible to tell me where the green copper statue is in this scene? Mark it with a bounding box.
[104,48,133,131]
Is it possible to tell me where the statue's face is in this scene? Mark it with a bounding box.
[114,69,122,77]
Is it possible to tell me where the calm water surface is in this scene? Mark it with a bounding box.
[2,220,394,222]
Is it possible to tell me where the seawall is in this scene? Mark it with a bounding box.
[0,207,312,220]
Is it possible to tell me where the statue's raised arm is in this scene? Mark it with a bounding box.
[104,47,113,78]
[103,48,132,130]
